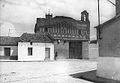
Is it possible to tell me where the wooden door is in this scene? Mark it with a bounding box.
[4,48,11,56]
[45,48,50,60]
[69,41,82,59]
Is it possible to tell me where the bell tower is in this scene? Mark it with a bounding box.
[45,11,53,19]
[81,10,89,22]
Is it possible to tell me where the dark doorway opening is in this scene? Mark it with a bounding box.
[69,41,82,59]
[45,48,50,60]
[4,48,11,56]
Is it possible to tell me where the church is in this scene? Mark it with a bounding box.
[34,10,90,59]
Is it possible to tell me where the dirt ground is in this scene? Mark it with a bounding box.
[0,59,97,83]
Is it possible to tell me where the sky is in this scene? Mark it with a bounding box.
[0,0,115,39]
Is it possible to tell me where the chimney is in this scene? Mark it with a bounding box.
[116,0,120,15]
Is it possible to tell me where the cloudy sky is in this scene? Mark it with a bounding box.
[0,0,115,39]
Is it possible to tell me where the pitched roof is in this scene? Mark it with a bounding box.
[0,36,20,46]
[35,16,89,33]
[36,16,88,26]
[20,33,53,43]
[95,14,120,28]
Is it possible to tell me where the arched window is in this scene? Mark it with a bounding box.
[84,15,86,21]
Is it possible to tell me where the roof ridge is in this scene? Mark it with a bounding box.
[0,36,20,46]
[20,33,52,43]
[95,14,120,28]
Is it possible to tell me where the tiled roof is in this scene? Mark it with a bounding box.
[20,33,53,43]
[35,16,89,33]
[0,36,20,46]
[0,33,53,46]
[37,16,86,27]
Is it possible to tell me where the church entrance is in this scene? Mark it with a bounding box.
[69,41,82,59]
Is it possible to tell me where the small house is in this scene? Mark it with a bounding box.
[0,36,19,60]
[18,33,54,61]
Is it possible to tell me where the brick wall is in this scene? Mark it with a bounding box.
[54,41,69,59]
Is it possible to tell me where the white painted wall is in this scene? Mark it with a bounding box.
[45,43,54,60]
[97,57,120,81]
[89,43,99,60]
[0,46,18,56]
[18,42,54,61]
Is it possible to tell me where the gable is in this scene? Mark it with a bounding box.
[95,14,120,29]
[20,33,53,43]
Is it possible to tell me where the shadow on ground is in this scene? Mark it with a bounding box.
[70,70,120,83]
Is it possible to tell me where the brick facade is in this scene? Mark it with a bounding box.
[35,10,90,59]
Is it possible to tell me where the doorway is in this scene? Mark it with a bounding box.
[69,41,82,59]
[45,48,50,60]
[4,48,11,56]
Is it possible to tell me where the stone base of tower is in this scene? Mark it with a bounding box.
[97,57,120,81]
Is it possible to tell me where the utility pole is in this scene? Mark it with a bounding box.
[97,0,100,56]
[97,0,100,40]
[97,0,100,26]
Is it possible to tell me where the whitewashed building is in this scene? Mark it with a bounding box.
[18,33,54,61]
[0,33,54,61]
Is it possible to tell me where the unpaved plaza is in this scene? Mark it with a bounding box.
[0,60,97,83]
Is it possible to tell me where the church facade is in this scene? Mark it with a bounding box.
[34,10,90,59]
